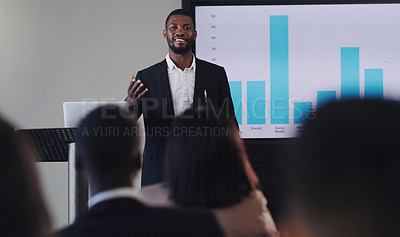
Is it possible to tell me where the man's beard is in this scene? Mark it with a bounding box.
[168,37,194,54]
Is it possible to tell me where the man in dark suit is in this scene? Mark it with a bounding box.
[126,9,237,186]
[58,105,224,237]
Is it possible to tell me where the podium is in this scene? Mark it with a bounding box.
[16,128,76,161]
[16,128,88,224]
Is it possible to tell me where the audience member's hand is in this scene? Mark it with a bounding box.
[127,75,148,107]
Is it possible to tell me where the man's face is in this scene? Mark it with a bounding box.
[163,15,197,55]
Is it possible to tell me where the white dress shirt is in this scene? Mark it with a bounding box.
[166,54,196,116]
[88,187,145,209]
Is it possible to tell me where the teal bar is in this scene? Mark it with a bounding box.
[317,91,336,109]
[229,81,242,124]
[341,47,360,99]
[270,15,289,124]
[247,81,266,124]
[294,102,312,124]
[365,69,383,99]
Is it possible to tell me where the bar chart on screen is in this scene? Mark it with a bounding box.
[195,4,400,138]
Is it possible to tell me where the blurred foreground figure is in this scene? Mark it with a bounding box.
[141,106,279,237]
[58,105,224,237]
[0,116,51,237]
[283,100,400,237]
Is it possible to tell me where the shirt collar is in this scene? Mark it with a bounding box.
[166,53,196,71]
[88,186,144,209]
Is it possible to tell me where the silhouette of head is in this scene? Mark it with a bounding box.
[0,117,50,237]
[165,105,252,208]
[286,100,400,237]
[75,105,141,189]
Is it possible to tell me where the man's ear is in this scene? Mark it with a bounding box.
[194,30,197,40]
[75,148,83,171]
[163,30,167,39]
[133,150,142,170]
[129,151,142,182]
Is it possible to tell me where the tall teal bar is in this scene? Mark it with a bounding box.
[294,102,312,124]
[228,81,242,124]
[270,15,289,124]
[341,47,360,99]
[247,81,266,124]
[317,91,336,109]
[364,69,383,99]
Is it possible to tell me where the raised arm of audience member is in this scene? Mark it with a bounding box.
[230,124,260,189]
[0,116,51,237]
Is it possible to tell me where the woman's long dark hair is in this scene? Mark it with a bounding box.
[0,118,51,237]
[164,106,252,208]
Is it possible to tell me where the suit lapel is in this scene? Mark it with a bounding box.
[193,58,205,107]
[160,60,175,116]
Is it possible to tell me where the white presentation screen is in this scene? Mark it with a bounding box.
[195,3,400,138]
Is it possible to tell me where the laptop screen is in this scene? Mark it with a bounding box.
[63,101,129,128]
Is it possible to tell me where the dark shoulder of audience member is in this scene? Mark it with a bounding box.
[165,104,252,208]
[0,116,51,237]
[286,99,400,237]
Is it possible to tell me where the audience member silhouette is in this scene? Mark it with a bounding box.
[282,100,400,237]
[58,105,224,237]
[0,116,51,237]
[141,106,279,237]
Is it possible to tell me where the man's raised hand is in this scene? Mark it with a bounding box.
[127,75,148,107]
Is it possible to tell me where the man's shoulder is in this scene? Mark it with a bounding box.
[139,59,167,74]
[57,198,224,237]
[196,57,225,70]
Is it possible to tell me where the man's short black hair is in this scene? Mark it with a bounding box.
[165,9,196,29]
[76,105,140,175]
[287,100,400,236]
[164,105,252,208]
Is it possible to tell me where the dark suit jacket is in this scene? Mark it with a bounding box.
[135,58,237,186]
[59,198,224,237]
